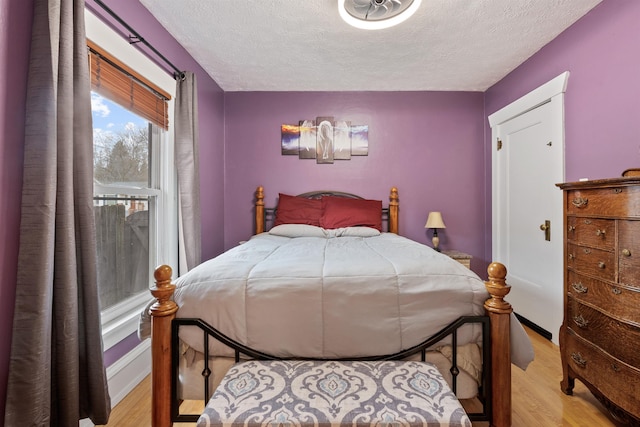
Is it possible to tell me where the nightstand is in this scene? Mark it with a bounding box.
[442,250,472,269]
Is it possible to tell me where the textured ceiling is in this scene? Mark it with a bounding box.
[139,0,602,92]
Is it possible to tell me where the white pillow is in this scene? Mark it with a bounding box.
[269,224,327,238]
[328,227,381,237]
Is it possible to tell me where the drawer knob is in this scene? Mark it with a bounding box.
[598,261,606,269]
[612,287,622,295]
[595,229,606,237]
[571,352,587,368]
[622,248,631,257]
[572,282,588,294]
[573,315,589,328]
[611,363,620,372]
[568,225,576,232]
[572,197,589,208]
[568,253,575,260]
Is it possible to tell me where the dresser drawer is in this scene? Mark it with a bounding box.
[564,329,640,416]
[568,271,640,323]
[567,244,615,282]
[566,186,640,217]
[567,217,614,250]
[618,220,640,288]
[567,298,640,367]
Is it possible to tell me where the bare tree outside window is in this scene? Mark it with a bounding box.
[94,124,149,186]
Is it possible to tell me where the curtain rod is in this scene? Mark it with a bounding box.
[92,0,185,80]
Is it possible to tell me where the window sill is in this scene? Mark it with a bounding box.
[101,292,150,351]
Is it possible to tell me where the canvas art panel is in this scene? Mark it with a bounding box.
[316,116,334,164]
[298,119,316,159]
[334,120,352,160]
[281,124,300,155]
[351,124,369,156]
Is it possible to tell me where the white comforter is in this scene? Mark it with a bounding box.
[171,231,533,368]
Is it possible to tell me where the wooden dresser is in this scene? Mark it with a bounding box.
[557,176,640,426]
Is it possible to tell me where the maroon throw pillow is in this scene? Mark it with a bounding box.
[319,196,382,231]
[274,193,323,227]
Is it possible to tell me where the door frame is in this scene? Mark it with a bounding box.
[488,72,569,342]
[488,72,569,128]
[489,71,569,259]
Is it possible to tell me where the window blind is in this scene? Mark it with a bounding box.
[88,40,170,130]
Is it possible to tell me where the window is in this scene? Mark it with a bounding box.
[86,10,177,351]
[92,95,159,311]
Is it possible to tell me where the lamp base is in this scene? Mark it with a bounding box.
[432,235,440,252]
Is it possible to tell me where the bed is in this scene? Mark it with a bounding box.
[145,186,533,427]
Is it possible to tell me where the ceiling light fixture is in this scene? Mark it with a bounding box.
[338,0,422,30]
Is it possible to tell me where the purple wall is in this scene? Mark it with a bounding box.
[223,91,487,268]
[483,0,640,260]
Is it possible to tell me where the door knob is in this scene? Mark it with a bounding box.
[540,220,551,241]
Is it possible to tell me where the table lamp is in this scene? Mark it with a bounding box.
[425,212,446,252]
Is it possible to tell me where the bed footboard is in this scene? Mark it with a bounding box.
[149,262,513,427]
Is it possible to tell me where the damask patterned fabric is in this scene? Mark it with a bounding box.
[197,360,472,427]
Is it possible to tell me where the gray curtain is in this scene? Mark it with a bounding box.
[4,0,111,425]
[175,71,202,272]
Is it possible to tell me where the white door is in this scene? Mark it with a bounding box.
[489,73,568,344]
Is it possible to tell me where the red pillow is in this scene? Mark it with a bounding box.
[319,196,382,231]
[274,193,323,227]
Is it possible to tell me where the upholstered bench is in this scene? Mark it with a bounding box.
[196,359,471,427]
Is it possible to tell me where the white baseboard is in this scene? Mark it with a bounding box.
[107,339,151,406]
[80,339,151,427]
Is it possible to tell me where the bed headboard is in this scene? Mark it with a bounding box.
[254,186,399,235]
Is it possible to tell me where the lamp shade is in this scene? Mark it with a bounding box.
[425,211,446,229]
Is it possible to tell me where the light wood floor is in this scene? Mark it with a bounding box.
[98,327,617,427]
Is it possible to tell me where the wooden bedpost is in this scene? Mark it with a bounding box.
[484,262,513,427]
[255,186,265,234]
[389,187,399,234]
[150,265,179,427]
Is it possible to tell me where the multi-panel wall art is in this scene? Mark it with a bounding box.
[281,116,369,164]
